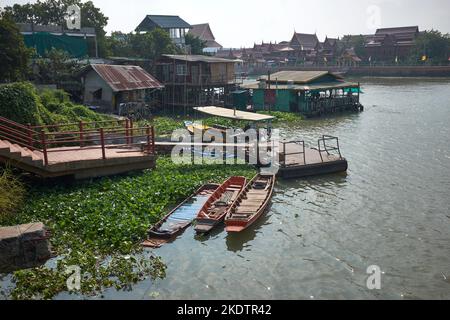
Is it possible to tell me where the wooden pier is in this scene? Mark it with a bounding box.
[154,135,348,179]
[0,117,156,179]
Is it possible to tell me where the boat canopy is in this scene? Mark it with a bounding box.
[194,106,276,122]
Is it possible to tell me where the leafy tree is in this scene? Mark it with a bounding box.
[341,35,367,59]
[107,28,179,62]
[32,48,82,85]
[411,30,450,64]
[0,14,32,82]
[185,33,207,55]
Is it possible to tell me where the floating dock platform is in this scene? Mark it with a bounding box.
[277,137,348,179]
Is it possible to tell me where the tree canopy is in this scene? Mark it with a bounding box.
[411,30,450,64]
[106,28,180,62]
[185,34,207,55]
[0,14,32,82]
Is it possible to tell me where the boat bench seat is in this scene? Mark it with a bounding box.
[232,214,251,219]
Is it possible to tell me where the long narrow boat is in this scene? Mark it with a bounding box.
[195,176,247,234]
[225,174,276,233]
[143,184,219,248]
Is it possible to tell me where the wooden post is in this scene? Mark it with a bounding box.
[146,126,151,154]
[151,126,155,154]
[100,128,106,159]
[27,124,33,150]
[125,119,130,145]
[40,130,48,166]
[130,119,134,144]
[79,121,84,147]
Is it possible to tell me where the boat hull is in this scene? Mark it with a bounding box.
[195,176,247,234]
[225,174,275,233]
[143,184,219,248]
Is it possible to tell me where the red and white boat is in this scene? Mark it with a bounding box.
[194,176,247,234]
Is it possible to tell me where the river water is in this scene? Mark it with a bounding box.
[100,77,450,300]
[5,77,450,300]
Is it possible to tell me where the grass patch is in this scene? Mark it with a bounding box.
[0,168,25,220]
[1,157,257,299]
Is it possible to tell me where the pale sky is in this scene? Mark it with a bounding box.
[2,0,450,48]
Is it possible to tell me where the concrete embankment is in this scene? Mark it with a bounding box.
[249,66,450,77]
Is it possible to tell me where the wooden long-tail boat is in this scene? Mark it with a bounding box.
[225,174,275,233]
[143,184,219,248]
[194,176,247,234]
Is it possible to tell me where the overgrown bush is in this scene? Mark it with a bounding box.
[0,168,25,220]
[0,82,109,127]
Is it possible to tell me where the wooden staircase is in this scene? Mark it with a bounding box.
[0,116,156,179]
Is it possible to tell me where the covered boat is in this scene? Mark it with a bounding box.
[143,184,219,248]
[225,174,275,233]
[195,176,247,234]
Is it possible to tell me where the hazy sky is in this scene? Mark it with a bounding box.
[2,0,450,47]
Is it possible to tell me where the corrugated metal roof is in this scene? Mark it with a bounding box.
[90,64,164,92]
[161,54,236,63]
[258,71,342,84]
[242,81,359,91]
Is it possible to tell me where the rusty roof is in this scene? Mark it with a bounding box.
[88,64,163,92]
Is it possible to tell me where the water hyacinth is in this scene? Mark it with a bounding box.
[1,157,257,299]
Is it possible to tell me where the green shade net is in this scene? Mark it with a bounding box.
[23,32,88,58]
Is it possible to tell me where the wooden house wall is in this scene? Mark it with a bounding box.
[210,62,234,82]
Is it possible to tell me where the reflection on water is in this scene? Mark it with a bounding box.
[225,211,271,253]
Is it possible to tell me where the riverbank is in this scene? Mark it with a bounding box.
[249,65,450,78]
[0,158,257,299]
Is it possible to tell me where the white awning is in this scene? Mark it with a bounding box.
[194,106,275,122]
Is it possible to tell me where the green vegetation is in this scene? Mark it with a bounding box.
[0,168,25,220]
[257,111,304,123]
[0,157,257,299]
[32,49,83,88]
[185,34,207,55]
[0,82,109,127]
[0,14,32,82]
[411,30,450,65]
[106,28,179,62]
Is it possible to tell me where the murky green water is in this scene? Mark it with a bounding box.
[100,77,450,300]
[5,77,450,300]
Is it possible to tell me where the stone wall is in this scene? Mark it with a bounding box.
[0,222,52,274]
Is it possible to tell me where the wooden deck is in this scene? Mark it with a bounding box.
[0,116,156,180]
[278,140,348,179]
[45,146,147,164]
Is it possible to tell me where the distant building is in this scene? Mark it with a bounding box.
[188,23,223,53]
[155,54,239,109]
[317,37,339,64]
[136,15,192,47]
[365,26,419,62]
[338,48,362,66]
[242,71,362,116]
[80,64,163,112]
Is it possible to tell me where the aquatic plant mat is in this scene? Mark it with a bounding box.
[0,157,256,299]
